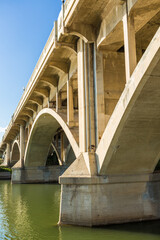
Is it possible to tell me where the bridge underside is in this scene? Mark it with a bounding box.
[98,29,160,175]
[59,28,160,226]
[1,0,160,227]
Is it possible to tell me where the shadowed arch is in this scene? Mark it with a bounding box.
[51,142,62,165]
[24,108,80,167]
[65,143,76,165]
[11,140,20,166]
[65,24,95,43]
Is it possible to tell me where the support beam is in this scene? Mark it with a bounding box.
[25,104,37,112]
[77,39,97,153]
[57,42,77,54]
[29,96,43,106]
[64,23,95,43]
[56,89,62,112]
[73,94,78,109]
[40,75,59,87]
[96,51,105,142]
[34,88,50,98]
[18,115,29,122]
[61,132,64,162]
[49,61,69,73]
[6,143,11,166]
[77,39,98,175]
[20,125,25,167]
[67,78,74,126]
[123,11,137,82]
[77,39,86,152]
[21,110,33,118]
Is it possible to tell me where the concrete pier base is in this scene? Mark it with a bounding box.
[12,165,67,184]
[59,173,160,226]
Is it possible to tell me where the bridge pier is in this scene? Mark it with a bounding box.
[59,173,160,226]
[12,165,67,184]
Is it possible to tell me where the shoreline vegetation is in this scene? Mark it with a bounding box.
[0,164,12,173]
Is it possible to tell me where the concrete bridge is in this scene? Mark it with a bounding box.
[1,0,160,226]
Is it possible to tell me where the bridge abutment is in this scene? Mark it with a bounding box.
[12,165,67,184]
[59,173,160,226]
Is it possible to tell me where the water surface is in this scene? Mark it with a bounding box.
[0,180,160,240]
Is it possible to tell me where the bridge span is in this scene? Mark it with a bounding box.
[1,0,160,226]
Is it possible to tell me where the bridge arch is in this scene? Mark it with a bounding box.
[96,28,160,175]
[24,108,80,167]
[50,142,62,165]
[11,140,20,166]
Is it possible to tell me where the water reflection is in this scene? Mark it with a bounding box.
[0,180,160,240]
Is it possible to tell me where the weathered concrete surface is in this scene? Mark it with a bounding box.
[59,173,160,226]
[0,172,11,180]
[12,165,67,184]
[0,0,160,227]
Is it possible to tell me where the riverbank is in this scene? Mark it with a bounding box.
[0,166,11,180]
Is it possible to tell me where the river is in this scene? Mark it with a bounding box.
[0,180,160,240]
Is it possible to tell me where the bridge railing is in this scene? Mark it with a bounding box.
[64,0,76,20]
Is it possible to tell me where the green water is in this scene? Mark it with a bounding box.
[0,181,160,240]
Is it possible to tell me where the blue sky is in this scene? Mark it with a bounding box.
[0,0,62,140]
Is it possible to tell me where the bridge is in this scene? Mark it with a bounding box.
[0,0,160,226]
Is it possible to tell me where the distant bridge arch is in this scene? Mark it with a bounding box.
[11,140,20,166]
[24,108,80,167]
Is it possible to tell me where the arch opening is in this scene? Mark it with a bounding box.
[46,144,59,166]
[154,159,160,173]
[11,142,20,167]
[24,108,79,167]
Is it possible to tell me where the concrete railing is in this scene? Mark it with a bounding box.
[64,0,76,20]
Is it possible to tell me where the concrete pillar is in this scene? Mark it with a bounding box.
[77,38,86,152]
[74,94,78,109]
[6,143,11,166]
[77,39,97,153]
[96,51,105,142]
[67,78,74,126]
[20,125,25,167]
[61,132,64,162]
[123,11,137,82]
[56,88,62,112]
[56,134,59,149]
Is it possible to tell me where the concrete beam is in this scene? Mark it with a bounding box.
[34,88,50,98]
[49,61,70,73]
[25,104,37,112]
[64,23,95,43]
[29,96,43,106]
[40,75,59,87]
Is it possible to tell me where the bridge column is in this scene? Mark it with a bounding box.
[60,132,64,163]
[96,50,105,142]
[56,88,62,112]
[20,125,25,167]
[59,39,101,226]
[77,39,97,154]
[67,78,74,126]
[123,11,137,82]
[6,143,11,166]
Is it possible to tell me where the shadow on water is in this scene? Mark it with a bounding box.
[57,220,160,240]
[100,219,160,235]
